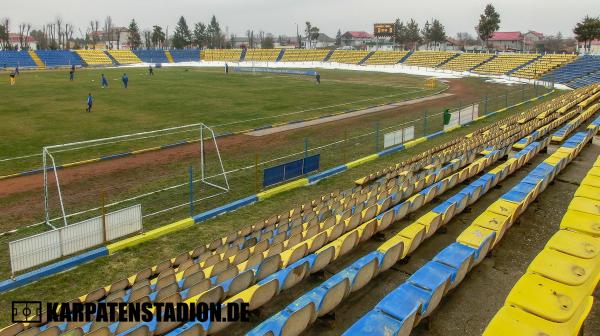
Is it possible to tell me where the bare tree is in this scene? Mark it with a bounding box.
[1,17,10,49]
[89,20,100,49]
[246,29,254,48]
[18,23,31,50]
[55,17,63,49]
[143,30,151,49]
[65,23,74,49]
[47,23,57,49]
[104,16,113,49]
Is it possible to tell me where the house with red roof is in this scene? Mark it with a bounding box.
[523,31,544,51]
[341,31,374,49]
[8,33,37,50]
[488,31,524,51]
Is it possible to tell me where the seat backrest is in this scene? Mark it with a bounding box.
[281,302,316,336]
[195,286,224,305]
[317,278,350,317]
[249,279,280,310]
[257,255,282,280]
[228,270,255,296]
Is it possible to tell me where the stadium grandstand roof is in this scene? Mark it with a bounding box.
[489,31,524,41]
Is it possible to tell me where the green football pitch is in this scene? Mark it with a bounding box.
[0,66,435,170]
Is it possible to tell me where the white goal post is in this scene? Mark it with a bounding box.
[42,122,229,229]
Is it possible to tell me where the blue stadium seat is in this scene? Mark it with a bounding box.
[36,50,83,67]
[170,49,200,62]
[132,49,169,63]
[0,51,36,68]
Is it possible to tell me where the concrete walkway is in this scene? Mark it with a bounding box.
[246,92,454,136]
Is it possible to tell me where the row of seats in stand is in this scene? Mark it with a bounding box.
[344,121,600,336]
[402,51,457,68]
[438,53,494,72]
[483,122,600,335]
[5,85,598,336]
[363,51,409,65]
[107,50,142,64]
[247,136,551,336]
[552,103,600,143]
[541,55,600,84]
[34,50,83,67]
[171,138,518,335]
[245,90,599,335]
[512,54,578,79]
[244,49,281,62]
[569,70,600,89]
[132,50,169,63]
[473,53,539,76]
[200,49,242,62]
[169,49,200,62]
[25,142,494,336]
[167,86,600,336]
[354,85,596,187]
[0,50,37,68]
[75,50,113,65]
[279,49,329,62]
[328,50,370,64]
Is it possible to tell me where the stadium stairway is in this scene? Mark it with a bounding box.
[358,51,375,65]
[104,51,119,66]
[323,49,335,62]
[28,50,45,68]
[507,54,543,76]
[240,49,247,62]
[436,52,460,68]
[470,54,497,71]
[276,49,286,62]
[165,50,175,63]
[398,50,414,63]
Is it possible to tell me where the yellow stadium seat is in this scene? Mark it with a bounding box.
[506,273,590,323]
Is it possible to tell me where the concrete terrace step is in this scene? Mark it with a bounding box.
[436,53,460,67]
[470,54,497,71]
[507,54,542,75]
[398,50,414,63]
[358,51,375,65]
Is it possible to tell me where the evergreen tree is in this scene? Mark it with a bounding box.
[406,19,421,50]
[208,15,222,48]
[394,19,407,49]
[430,19,447,49]
[422,21,432,49]
[573,16,600,53]
[476,4,501,50]
[335,29,342,47]
[151,25,165,49]
[193,22,208,49]
[127,19,142,49]
[172,16,192,49]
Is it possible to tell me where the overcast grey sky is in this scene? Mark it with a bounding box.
[4,0,599,38]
